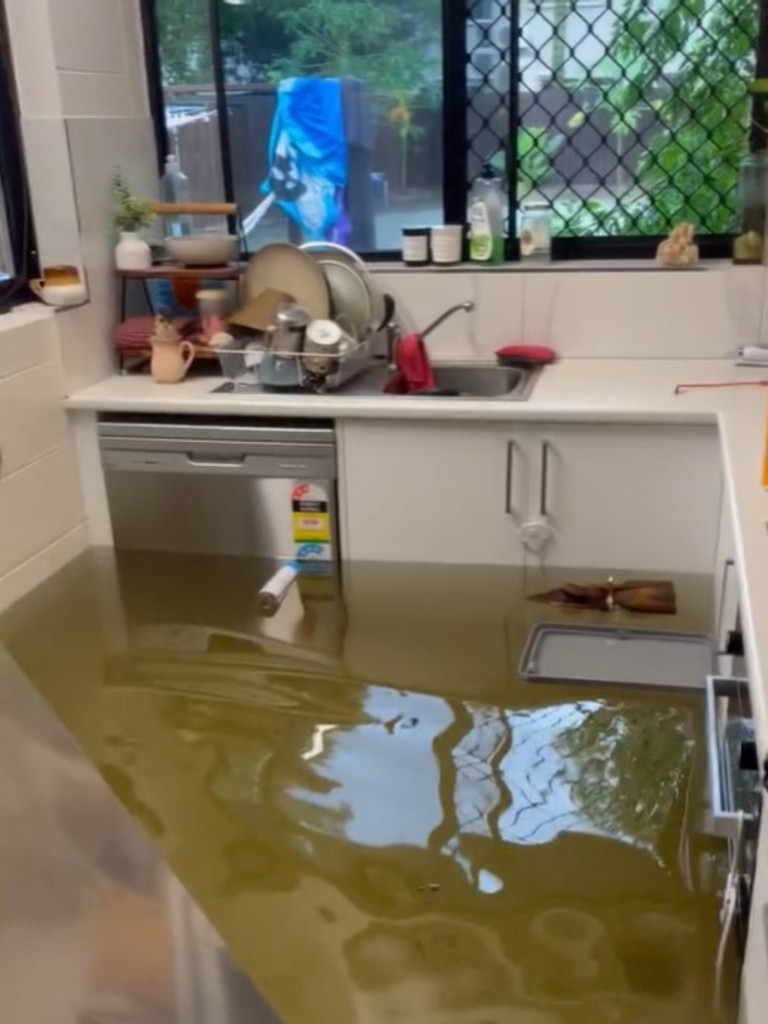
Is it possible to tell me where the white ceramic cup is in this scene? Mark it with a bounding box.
[303,318,356,374]
[430,225,464,265]
[29,265,87,307]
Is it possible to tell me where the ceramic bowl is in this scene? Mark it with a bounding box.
[164,234,239,267]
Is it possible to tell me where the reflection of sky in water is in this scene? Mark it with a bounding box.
[290,688,452,847]
[286,689,688,859]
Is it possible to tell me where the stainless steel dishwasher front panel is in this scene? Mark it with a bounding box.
[99,416,339,563]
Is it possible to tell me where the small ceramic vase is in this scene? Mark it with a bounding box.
[115,231,152,271]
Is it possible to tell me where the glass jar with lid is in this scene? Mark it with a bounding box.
[733,151,768,264]
[519,201,552,261]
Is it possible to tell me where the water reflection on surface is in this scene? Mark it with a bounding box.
[0,549,733,1024]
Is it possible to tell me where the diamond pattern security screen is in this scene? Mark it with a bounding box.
[467,0,761,246]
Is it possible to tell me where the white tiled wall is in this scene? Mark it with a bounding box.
[372,263,768,360]
[49,0,129,77]
[0,309,86,613]
[6,0,156,390]
[0,0,150,612]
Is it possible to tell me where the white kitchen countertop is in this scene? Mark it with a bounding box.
[66,357,768,1014]
[66,356,766,422]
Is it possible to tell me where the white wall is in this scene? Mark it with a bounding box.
[370,263,768,362]
[0,0,155,612]
[5,0,158,390]
[0,308,86,613]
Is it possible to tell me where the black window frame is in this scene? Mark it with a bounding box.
[141,0,768,262]
[0,0,37,310]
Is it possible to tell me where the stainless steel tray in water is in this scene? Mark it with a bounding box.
[519,623,715,689]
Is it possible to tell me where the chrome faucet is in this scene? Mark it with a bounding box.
[386,300,475,366]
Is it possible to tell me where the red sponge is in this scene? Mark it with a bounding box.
[495,344,557,366]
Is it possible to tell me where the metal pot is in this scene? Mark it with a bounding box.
[271,302,311,354]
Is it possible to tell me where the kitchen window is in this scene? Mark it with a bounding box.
[0,0,34,308]
[0,0,33,307]
[142,0,766,259]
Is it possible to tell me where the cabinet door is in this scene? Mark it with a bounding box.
[339,420,530,565]
[528,422,721,574]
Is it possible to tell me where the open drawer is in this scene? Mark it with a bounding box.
[705,675,762,839]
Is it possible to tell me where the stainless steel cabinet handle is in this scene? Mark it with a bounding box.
[277,463,310,472]
[539,441,550,517]
[504,441,517,519]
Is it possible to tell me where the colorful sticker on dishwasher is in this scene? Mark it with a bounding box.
[291,482,331,552]
[295,543,332,567]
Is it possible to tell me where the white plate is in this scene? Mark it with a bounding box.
[300,241,384,331]
[321,259,373,341]
[244,243,330,321]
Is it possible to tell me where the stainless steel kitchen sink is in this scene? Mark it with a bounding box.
[432,363,532,398]
[343,361,539,400]
[214,362,539,401]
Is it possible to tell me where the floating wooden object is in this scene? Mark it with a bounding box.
[528,579,677,615]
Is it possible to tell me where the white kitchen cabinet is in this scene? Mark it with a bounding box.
[339,419,721,574]
[528,422,722,574]
[338,420,532,565]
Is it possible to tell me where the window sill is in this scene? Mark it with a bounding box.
[367,259,739,275]
[0,302,55,333]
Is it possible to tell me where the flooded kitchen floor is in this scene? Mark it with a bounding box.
[0,549,737,1024]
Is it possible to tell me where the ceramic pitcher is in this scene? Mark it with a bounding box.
[148,314,195,384]
[150,335,195,384]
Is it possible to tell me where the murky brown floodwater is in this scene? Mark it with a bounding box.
[0,549,737,1024]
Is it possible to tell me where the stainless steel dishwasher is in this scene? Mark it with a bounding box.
[99,414,339,567]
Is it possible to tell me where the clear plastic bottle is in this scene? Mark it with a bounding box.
[468,163,505,263]
[161,154,192,237]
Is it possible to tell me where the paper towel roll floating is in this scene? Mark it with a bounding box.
[257,563,299,617]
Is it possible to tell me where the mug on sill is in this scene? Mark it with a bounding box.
[29,265,87,307]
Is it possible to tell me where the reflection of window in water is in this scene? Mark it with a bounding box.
[447,700,693,856]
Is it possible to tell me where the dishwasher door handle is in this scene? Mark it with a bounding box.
[185,456,314,474]
[186,454,247,470]
[103,445,336,479]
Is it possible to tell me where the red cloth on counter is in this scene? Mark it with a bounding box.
[384,333,435,394]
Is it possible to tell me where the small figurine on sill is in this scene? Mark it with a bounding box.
[656,222,699,268]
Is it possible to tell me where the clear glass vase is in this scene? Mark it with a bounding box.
[733,151,768,264]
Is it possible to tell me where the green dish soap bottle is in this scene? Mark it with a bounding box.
[469,163,505,263]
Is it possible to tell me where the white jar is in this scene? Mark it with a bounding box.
[115,231,152,271]
[430,225,463,265]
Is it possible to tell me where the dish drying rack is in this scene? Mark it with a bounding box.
[215,334,373,393]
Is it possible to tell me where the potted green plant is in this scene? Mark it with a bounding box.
[112,170,155,271]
